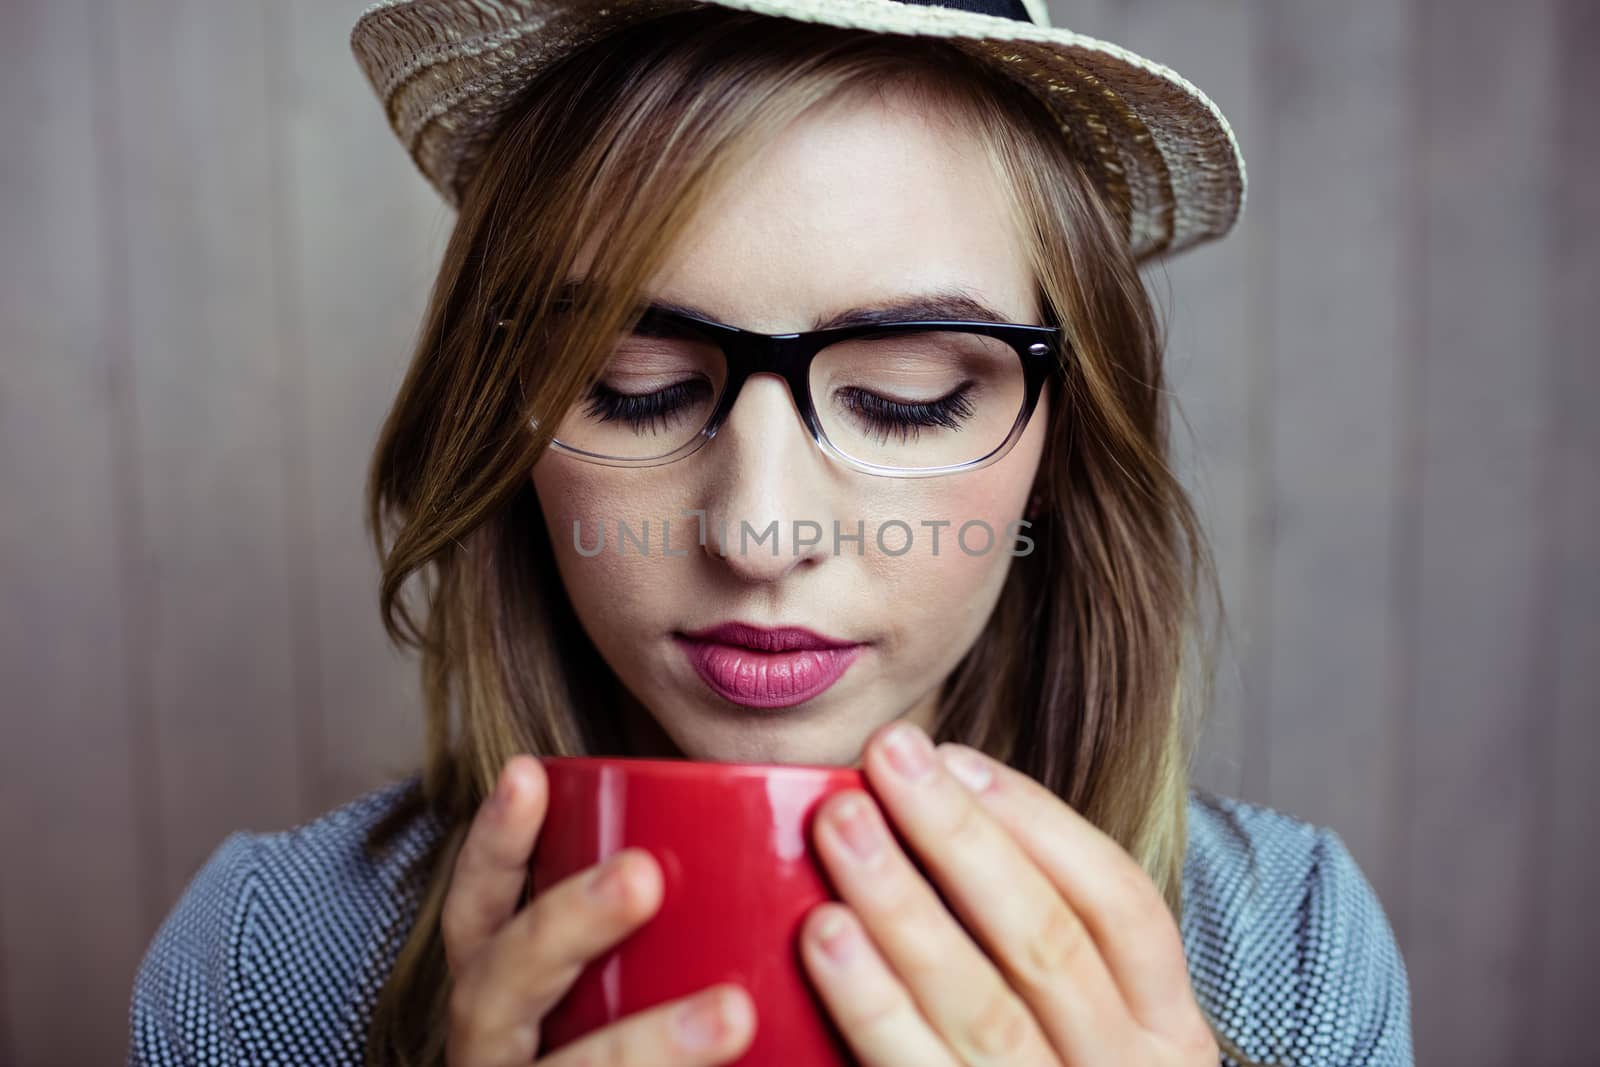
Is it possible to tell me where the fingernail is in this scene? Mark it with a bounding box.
[674,990,745,1051]
[831,795,882,863]
[586,853,629,905]
[493,766,518,812]
[882,722,935,781]
[813,909,857,965]
[941,746,993,793]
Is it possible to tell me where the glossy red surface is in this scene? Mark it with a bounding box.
[530,756,869,1065]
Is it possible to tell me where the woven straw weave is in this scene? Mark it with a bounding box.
[350,0,1247,262]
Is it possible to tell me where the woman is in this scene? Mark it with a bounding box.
[127,1,1413,1065]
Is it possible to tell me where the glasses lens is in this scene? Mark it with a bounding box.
[810,330,1026,470]
[552,329,726,460]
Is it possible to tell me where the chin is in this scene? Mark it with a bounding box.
[665,711,869,769]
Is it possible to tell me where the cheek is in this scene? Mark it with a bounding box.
[857,467,1035,661]
[530,458,692,643]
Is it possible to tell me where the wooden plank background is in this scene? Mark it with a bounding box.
[1,0,1594,1063]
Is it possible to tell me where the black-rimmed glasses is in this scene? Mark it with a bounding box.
[513,299,1064,478]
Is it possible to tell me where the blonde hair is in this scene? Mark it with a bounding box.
[359,7,1241,1063]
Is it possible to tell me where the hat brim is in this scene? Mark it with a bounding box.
[352,0,1247,262]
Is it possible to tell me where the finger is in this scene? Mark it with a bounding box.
[455,846,664,1055]
[858,722,1136,1061]
[536,983,756,1067]
[935,741,1198,1033]
[798,904,961,1067]
[442,756,549,975]
[810,787,1064,1066]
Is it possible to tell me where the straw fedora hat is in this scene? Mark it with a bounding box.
[350,0,1247,263]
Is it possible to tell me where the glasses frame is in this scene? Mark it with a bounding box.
[513,302,1066,479]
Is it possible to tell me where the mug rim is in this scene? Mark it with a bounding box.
[535,754,863,780]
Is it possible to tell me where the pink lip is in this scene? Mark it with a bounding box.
[675,622,864,708]
[681,621,856,651]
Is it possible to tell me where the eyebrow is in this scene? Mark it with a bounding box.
[558,279,1022,331]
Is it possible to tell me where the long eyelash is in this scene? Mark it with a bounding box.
[840,385,977,444]
[583,381,705,433]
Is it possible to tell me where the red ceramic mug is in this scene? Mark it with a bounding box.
[527,755,868,1065]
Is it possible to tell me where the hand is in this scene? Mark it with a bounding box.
[442,756,757,1066]
[798,723,1218,1066]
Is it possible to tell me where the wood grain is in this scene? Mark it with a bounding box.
[1257,0,1413,918]
[103,0,308,905]
[1529,2,1600,1063]
[277,0,441,813]
[1124,0,1270,804]
[0,2,149,1061]
[1404,0,1561,1061]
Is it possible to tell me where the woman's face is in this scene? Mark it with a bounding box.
[531,88,1049,767]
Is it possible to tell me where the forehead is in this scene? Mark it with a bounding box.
[645,88,1040,332]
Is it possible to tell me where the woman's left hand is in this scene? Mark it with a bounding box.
[800,720,1219,1066]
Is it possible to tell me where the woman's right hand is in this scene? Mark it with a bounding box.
[442,755,758,1066]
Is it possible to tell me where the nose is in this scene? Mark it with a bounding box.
[698,372,836,582]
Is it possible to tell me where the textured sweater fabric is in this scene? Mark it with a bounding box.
[125,776,1414,1065]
